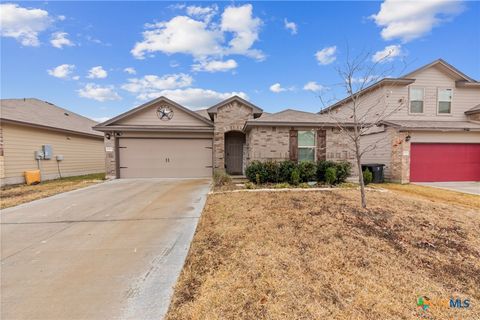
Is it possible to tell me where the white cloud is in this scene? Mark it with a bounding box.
[131,16,223,59]
[186,5,218,23]
[50,32,74,48]
[284,18,297,35]
[192,59,238,72]
[93,116,110,123]
[270,83,287,93]
[77,83,121,101]
[131,4,264,61]
[372,44,403,63]
[123,67,136,75]
[221,4,263,60]
[303,81,324,92]
[371,0,464,42]
[146,88,248,109]
[87,66,108,79]
[315,46,337,65]
[0,3,52,46]
[47,64,75,79]
[122,73,193,99]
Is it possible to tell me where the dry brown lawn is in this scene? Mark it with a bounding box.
[166,188,480,320]
[1,173,105,209]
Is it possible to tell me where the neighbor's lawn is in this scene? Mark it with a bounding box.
[1,173,105,209]
[166,188,480,320]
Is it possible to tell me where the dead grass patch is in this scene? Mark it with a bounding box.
[166,189,480,319]
[1,173,105,209]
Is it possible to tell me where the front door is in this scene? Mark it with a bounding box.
[225,131,245,175]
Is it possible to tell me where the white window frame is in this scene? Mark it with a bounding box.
[437,87,453,116]
[408,86,425,115]
[298,130,316,162]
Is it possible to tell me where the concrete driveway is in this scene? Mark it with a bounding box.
[414,181,480,195]
[1,178,211,320]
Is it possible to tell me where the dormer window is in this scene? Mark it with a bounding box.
[438,88,453,114]
[409,87,424,113]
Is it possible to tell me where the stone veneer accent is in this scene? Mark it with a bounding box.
[104,134,117,179]
[213,101,255,172]
[389,128,411,183]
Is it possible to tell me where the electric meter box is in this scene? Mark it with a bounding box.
[43,145,52,160]
[34,150,44,160]
[56,155,64,161]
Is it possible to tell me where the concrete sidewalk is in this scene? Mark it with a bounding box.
[1,178,211,320]
[414,181,480,195]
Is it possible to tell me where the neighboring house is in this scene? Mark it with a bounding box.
[94,96,357,179]
[0,98,105,185]
[320,59,480,183]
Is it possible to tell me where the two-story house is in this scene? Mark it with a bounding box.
[320,59,480,183]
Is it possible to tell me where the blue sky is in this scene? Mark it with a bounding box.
[1,1,479,121]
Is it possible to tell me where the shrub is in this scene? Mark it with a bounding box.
[274,182,290,189]
[244,182,255,189]
[363,168,373,185]
[298,182,311,188]
[264,160,280,183]
[316,160,337,182]
[298,161,317,182]
[335,161,352,184]
[245,161,267,184]
[290,168,301,185]
[325,167,337,185]
[213,171,231,187]
[278,160,296,183]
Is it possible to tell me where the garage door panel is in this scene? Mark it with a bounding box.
[119,138,212,178]
[410,143,480,182]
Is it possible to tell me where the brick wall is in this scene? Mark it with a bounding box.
[390,128,411,183]
[213,101,255,171]
[325,128,358,175]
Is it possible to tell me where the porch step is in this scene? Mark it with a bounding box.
[230,175,248,183]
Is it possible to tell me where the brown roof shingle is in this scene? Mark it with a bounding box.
[382,120,480,131]
[0,98,102,137]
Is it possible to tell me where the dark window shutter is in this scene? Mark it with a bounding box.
[289,130,298,162]
[317,130,327,161]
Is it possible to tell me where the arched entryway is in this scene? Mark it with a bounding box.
[225,131,245,175]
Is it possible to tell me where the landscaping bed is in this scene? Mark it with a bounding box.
[1,173,105,209]
[166,189,480,319]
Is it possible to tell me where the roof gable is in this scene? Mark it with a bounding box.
[95,96,213,128]
[207,95,263,115]
[402,59,478,83]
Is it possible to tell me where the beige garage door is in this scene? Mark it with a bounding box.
[118,138,213,178]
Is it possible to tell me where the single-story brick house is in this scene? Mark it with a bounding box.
[94,96,357,179]
[0,98,105,185]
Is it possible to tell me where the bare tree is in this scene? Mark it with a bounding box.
[319,48,409,208]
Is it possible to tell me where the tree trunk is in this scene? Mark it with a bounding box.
[355,142,367,208]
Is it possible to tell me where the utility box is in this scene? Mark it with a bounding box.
[34,150,44,160]
[43,145,52,160]
[56,155,64,161]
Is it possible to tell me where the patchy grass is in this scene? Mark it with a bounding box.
[377,183,480,209]
[166,189,480,320]
[1,173,105,209]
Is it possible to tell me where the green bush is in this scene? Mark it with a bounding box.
[316,160,337,181]
[274,182,290,189]
[298,161,317,182]
[264,160,280,183]
[245,161,267,183]
[363,168,373,185]
[325,167,337,185]
[278,160,296,183]
[335,161,352,184]
[290,168,301,185]
[244,182,255,189]
[213,171,231,187]
[298,182,311,188]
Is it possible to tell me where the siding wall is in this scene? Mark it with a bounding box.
[1,123,105,185]
[360,129,393,178]
[116,102,210,127]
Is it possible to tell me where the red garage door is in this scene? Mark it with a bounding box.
[410,143,480,182]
